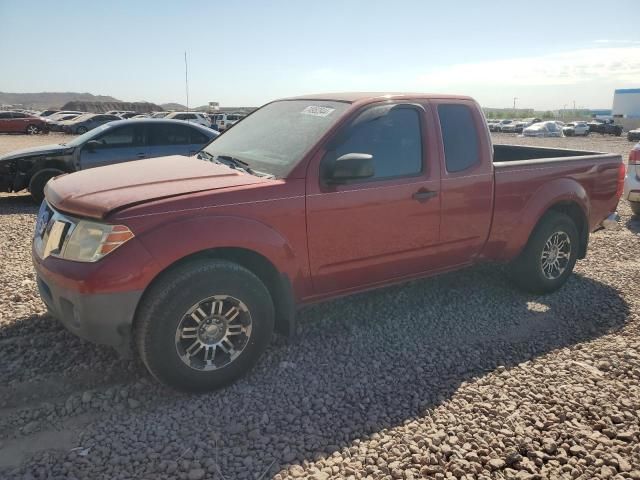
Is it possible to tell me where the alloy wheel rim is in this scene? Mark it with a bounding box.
[540,231,571,280]
[27,126,38,134]
[175,295,252,371]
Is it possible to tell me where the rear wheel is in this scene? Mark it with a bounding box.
[25,124,40,135]
[631,202,640,216]
[76,126,88,134]
[509,211,579,294]
[29,168,64,203]
[135,259,274,392]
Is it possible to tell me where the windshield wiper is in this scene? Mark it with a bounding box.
[197,150,215,162]
[201,153,274,178]
[216,155,250,169]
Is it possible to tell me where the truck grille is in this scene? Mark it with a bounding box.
[33,202,76,259]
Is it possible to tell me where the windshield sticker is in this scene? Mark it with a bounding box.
[301,105,335,117]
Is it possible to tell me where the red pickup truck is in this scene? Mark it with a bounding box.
[32,93,624,391]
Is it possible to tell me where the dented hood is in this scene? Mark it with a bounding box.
[45,156,267,219]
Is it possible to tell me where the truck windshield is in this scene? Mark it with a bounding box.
[203,100,350,177]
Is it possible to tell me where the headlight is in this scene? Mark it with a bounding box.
[63,221,134,262]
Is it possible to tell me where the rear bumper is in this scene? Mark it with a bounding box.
[35,270,142,354]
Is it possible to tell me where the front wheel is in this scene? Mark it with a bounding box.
[76,126,88,134]
[29,168,65,203]
[631,201,640,216]
[509,211,579,294]
[26,124,40,135]
[135,259,274,392]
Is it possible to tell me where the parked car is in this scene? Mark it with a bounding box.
[0,111,47,135]
[0,119,218,202]
[214,113,246,131]
[623,142,640,215]
[165,111,211,127]
[562,121,590,137]
[502,120,527,133]
[151,112,170,118]
[522,118,542,128]
[131,114,149,119]
[39,110,60,117]
[61,113,121,134]
[45,113,83,132]
[118,112,139,119]
[627,128,640,142]
[588,119,623,136]
[45,111,84,120]
[32,92,623,391]
[523,121,563,137]
[492,119,513,132]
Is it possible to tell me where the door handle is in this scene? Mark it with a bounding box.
[412,189,438,202]
[136,153,146,158]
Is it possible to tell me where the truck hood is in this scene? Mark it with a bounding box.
[0,143,70,162]
[45,156,268,219]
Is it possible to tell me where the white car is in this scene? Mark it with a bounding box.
[494,119,513,132]
[522,121,563,138]
[213,113,246,131]
[165,111,211,128]
[562,121,590,136]
[624,142,640,216]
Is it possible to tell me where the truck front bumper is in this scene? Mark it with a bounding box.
[601,213,621,230]
[0,174,14,192]
[36,272,142,355]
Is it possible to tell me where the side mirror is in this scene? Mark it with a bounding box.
[85,140,101,152]
[326,153,374,183]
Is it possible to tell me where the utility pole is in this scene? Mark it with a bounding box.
[513,97,518,111]
[184,51,190,112]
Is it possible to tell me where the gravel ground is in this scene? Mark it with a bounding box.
[0,132,639,479]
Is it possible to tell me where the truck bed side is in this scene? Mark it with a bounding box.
[483,145,622,262]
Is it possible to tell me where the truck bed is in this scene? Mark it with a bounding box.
[493,144,602,163]
[485,144,622,262]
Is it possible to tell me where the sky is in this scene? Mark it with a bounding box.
[1,0,639,110]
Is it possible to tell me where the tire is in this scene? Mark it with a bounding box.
[76,126,88,134]
[509,211,579,294]
[135,259,275,392]
[29,168,65,203]
[25,124,40,135]
[631,202,640,216]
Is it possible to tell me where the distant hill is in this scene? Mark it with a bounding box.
[61,101,162,113]
[0,92,120,110]
[160,102,187,111]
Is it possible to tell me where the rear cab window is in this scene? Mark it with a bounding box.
[437,104,480,173]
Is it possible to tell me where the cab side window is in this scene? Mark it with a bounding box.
[330,106,423,180]
[438,104,479,173]
[94,125,142,148]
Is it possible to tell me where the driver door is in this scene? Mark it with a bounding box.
[79,124,146,169]
[306,103,442,295]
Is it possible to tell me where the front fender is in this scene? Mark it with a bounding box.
[503,177,589,259]
[135,214,304,295]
